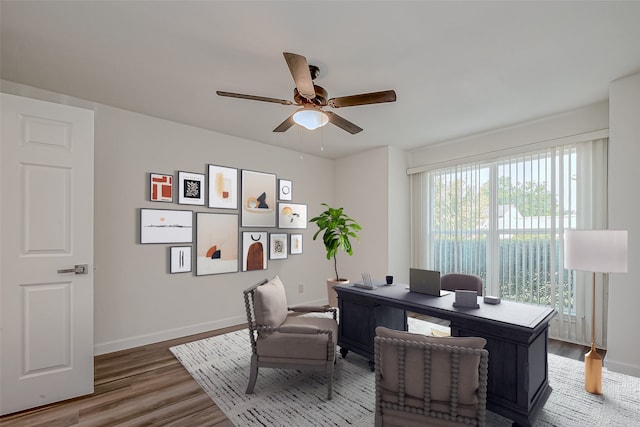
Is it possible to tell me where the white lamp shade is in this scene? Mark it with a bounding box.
[293,108,329,130]
[564,229,628,273]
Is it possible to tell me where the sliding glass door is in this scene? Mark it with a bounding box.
[411,139,608,345]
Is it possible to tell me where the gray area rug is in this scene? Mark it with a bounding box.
[170,318,640,426]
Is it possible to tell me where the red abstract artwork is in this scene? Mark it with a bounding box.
[151,173,173,202]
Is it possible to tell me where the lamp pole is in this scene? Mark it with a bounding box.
[584,271,602,394]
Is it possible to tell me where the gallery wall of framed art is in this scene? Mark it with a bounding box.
[140,164,309,276]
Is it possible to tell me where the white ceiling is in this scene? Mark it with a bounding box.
[2,1,640,159]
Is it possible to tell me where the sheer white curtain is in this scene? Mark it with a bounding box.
[410,139,608,345]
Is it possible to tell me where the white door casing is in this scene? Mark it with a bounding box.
[1,93,94,415]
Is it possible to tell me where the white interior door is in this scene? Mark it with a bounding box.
[1,93,94,415]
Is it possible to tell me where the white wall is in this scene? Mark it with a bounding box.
[407,101,609,171]
[332,146,410,285]
[334,147,387,283]
[607,72,640,377]
[2,81,335,355]
[388,146,411,284]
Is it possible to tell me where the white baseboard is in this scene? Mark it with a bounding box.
[606,358,640,378]
[93,315,246,356]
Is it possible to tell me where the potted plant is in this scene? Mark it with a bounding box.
[309,203,362,306]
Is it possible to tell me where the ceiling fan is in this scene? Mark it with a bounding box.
[216,52,397,134]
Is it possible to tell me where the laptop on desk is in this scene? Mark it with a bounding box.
[409,268,451,296]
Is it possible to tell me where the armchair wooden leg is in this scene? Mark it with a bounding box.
[246,354,258,394]
[327,362,334,400]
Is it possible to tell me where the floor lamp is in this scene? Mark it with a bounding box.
[564,229,628,395]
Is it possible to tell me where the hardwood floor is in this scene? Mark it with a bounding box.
[0,325,243,427]
[1,319,597,427]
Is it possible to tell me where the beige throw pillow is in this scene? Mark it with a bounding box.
[253,275,288,327]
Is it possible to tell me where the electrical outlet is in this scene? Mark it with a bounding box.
[298,284,304,293]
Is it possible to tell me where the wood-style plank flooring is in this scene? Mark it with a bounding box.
[0,325,243,427]
[1,319,597,427]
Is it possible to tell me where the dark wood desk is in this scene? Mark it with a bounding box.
[334,284,556,427]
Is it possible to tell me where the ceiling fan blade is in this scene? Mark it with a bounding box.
[325,111,363,134]
[216,91,293,105]
[283,52,316,101]
[273,114,296,132]
[328,90,397,108]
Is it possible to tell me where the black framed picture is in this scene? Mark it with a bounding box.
[242,231,268,271]
[278,179,292,201]
[140,208,193,244]
[208,164,238,209]
[196,213,239,275]
[150,172,173,202]
[278,203,307,229]
[241,170,276,227]
[170,246,192,273]
[290,234,303,254]
[269,233,288,260]
[178,171,205,205]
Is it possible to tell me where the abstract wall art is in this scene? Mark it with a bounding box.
[150,173,173,202]
[170,246,192,273]
[196,213,239,275]
[278,203,307,229]
[178,171,205,205]
[278,179,292,201]
[241,170,276,227]
[290,233,303,254]
[242,231,268,271]
[269,233,288,260]
[208,164,238,209]
[140,209,193,244]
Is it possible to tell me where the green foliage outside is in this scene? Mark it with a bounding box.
[433,175,557,230]
[434,237,574,313]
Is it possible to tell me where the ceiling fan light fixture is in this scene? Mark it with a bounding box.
[293,108,329,130]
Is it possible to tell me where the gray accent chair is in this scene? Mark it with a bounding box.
[243,275,338,400]
[441,273,484,296]
[374,326,489,427]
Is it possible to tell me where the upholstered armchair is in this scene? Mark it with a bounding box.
[374,326,489,427]
[243,275,338,400]
[441,273,484,296]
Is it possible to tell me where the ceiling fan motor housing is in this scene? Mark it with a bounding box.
[294,85,328,106]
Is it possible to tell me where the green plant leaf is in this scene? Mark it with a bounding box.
[309,203,362,280]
